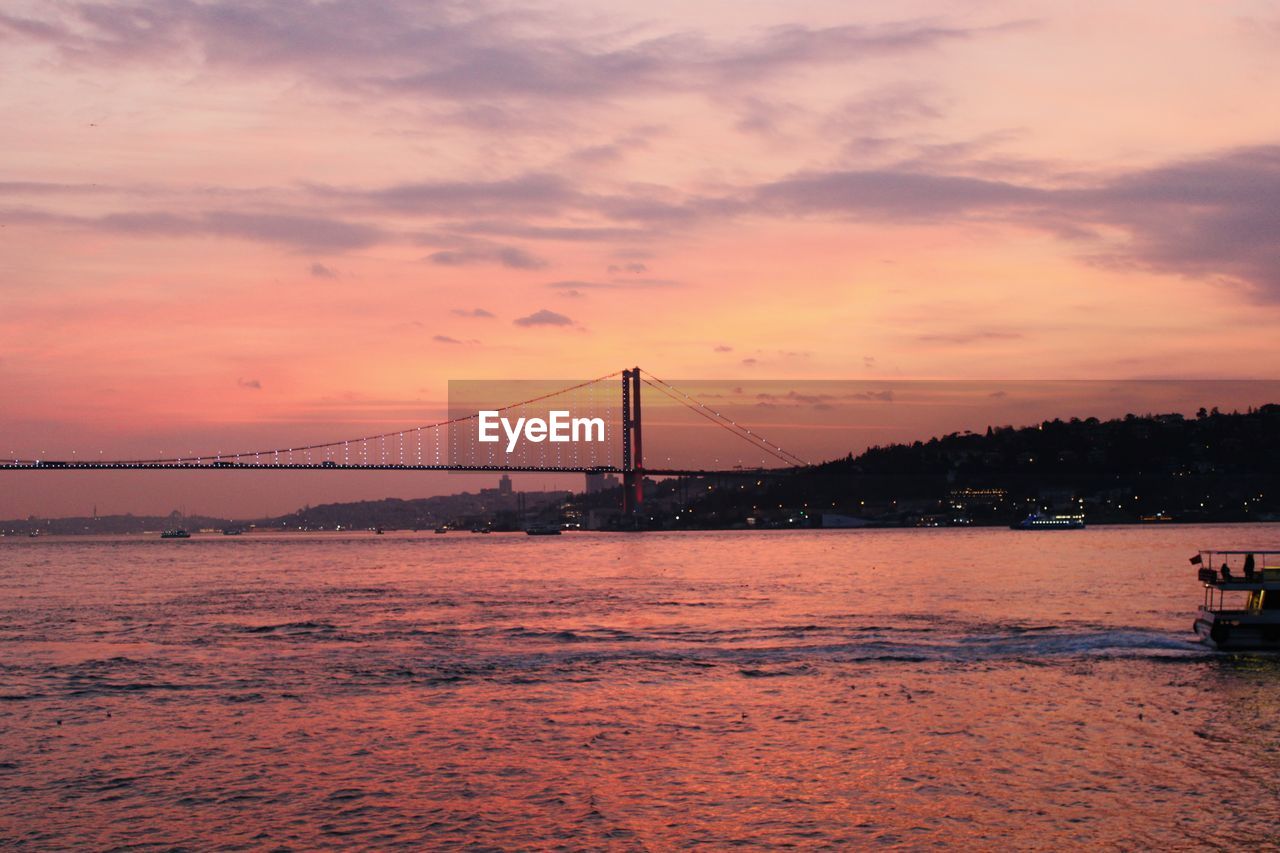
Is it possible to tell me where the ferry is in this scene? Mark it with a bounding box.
[525,522,563,536]
[1191,550,1280,650]
[160,528,191,539]
[1010,511,1085,530]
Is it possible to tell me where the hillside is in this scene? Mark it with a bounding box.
[626,404,1280,527]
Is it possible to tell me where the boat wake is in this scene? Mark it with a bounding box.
[5,608,1216,702]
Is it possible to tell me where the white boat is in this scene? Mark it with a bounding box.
[1191,550,1280,650]
[1010,511,1085,530]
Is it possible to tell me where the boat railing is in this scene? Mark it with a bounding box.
[1197,566,1280,585]
[1194,551,1280,612]
[1196,552,1280,618]
[1193,550,1280,579]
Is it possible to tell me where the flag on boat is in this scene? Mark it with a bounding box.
[1189,553,1203,565]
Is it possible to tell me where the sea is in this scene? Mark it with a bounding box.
[2,525,1278,849]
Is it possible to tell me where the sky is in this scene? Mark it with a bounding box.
[2,1,1280,517]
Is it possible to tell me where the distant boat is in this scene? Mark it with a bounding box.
[27,530,41,538]
[161,529,191,539]
[222,527,244,535]
[434,527,448,534]
[525,523,563,536]
[374,527,385,535]
[1010,511,1085,530]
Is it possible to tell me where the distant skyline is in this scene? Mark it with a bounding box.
[3,1,1280,515]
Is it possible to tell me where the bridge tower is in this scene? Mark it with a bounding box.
[621,367,643,515]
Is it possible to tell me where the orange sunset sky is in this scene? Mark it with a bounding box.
[3,1,1280,516]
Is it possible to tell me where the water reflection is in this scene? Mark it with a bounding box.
[2,526,1279,847]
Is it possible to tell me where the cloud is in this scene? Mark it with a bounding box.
[373,20,993,101]
[333,174,579,216]
[237,377,261,390]
[443,220,650,242]
[451,307,495,318]
[545,280,610,290]
[369,175,697,231]
[0,10,67,42]
[309,262,337,278]
[753,169,1040,220]
[3,0,1275,306]
[0,180,113,195]
[626,278,683,287]
[916,330,1024,345]
[420,146,1280,300]
[756,390,838,405]
[824,85,945,136]
[733,96,806,137]
[432,334,480,345]
[10,141,1279,302]
[750,389,893,408]
[2,206,386,252]
[544,278,679,290]
[514,309,573,327]
[714,344,733,352]
[571,144,626,165]
[427,245,547,269]
[0,4,1016,108]
[738,145,1280,299]
[741,357,758,366]
[199,211,381,252]
[1068,145,1280,299]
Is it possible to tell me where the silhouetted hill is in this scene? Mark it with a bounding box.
[623,404,1280,527]
[1,511,232,537]
[270,489,570,531]
[1,489,572,536]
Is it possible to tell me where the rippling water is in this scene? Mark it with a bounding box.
[3,525,1279,848]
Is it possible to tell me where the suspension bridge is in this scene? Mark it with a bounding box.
[1,368,810,512]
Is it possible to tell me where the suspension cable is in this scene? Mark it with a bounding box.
[106,371,622,465]
[638,373,809,467]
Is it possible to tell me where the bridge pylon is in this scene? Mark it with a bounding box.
[621,367,643,515]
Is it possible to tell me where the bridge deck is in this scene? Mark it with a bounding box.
[0,462,787,476]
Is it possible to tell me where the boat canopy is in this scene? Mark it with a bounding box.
[1194,550,1280,568]
[1196,550,1280,556]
